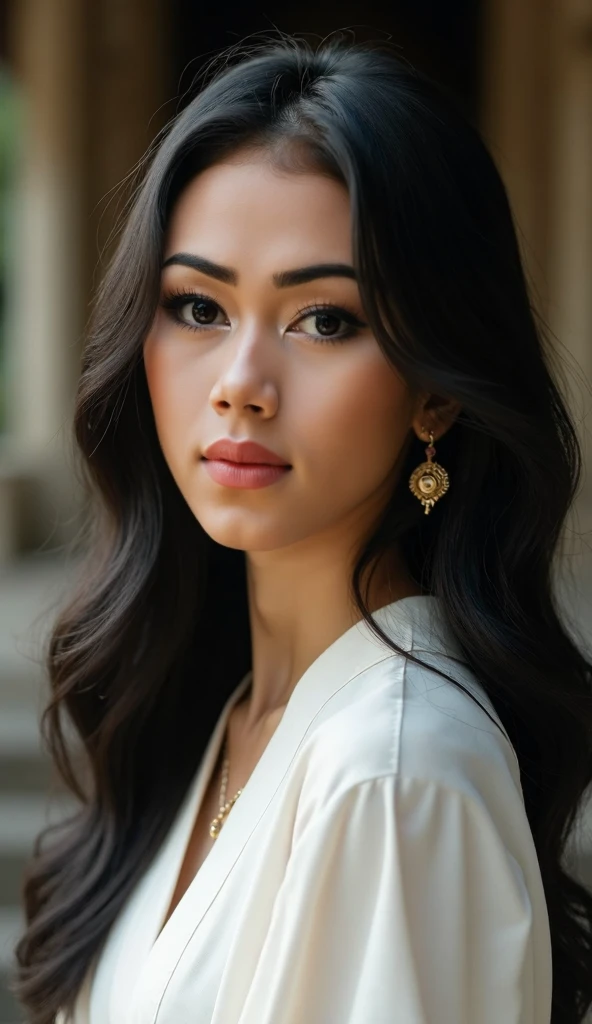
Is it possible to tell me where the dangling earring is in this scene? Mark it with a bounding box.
[409,429,450,515]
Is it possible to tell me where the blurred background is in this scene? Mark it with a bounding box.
[0,1,591,1020]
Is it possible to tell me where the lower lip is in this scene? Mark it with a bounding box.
[201,458,292,488]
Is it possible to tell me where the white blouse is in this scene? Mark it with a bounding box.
[58,594,552,1023]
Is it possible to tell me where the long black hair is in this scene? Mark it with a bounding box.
[12,32,592,1024]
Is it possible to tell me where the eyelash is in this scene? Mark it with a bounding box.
[159,288,366,345]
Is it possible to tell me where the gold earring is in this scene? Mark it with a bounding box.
[409,429,450,515]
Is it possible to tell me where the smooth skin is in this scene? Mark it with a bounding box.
[143,151,460,756]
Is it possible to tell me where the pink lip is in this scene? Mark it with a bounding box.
[201,459,292,489]
[202,437,290,465]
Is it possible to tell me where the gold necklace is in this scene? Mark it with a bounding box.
[209,727,243,839]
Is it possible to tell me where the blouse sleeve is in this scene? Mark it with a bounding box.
[237,774,538,1024]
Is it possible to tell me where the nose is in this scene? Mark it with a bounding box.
[208,330,280,417]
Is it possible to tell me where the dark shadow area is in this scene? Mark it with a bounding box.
[170,1,483,124]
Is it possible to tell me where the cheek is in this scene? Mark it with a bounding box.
[301,355,412,484]
[142,338,204,472]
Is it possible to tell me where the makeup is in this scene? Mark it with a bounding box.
[201,459,292,489]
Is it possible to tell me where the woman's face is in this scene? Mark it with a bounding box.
[143,153,425,555]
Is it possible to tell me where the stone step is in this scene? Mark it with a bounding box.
[0,705,76,798]
[0,908,25,1022]
[0,859,23,911]
[0,756,53,795]
[0,795,76,854]
[0,792,76,1022]
[0,908,23,973]
[0,709,43,759]
[0,982,22,1024]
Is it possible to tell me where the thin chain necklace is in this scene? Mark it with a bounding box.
[209,726,243,839]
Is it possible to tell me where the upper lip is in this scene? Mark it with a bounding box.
[202,438,291,466]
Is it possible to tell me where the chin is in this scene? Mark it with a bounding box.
[192,517,286,553]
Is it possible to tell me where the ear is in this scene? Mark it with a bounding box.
[411,392,462,442]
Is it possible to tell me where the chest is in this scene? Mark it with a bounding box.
[157,715,277,938]
[157,763,222,936]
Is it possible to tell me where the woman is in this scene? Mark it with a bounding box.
[13,33,592,1024]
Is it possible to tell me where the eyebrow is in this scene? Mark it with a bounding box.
[161,253,357,287]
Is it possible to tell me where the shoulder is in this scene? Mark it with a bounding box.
[291,657,532,879]
[294,600,523,834]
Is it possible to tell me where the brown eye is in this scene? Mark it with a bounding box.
[314,312,342,335]
[190,298,219,325]
[160,290,228,332]
[292,303,367,344]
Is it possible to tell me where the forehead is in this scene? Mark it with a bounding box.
[164,157,353,265]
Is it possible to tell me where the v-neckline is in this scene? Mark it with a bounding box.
[151,671,253,946]
[151,670,254,948]
[148,595,446,955]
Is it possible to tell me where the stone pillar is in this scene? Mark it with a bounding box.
[481,0,592,537]
[84,0,172,273]
[2,0,171,556]
[480,0,554,307]
[546,0,592,512]
[4,0,87,552]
